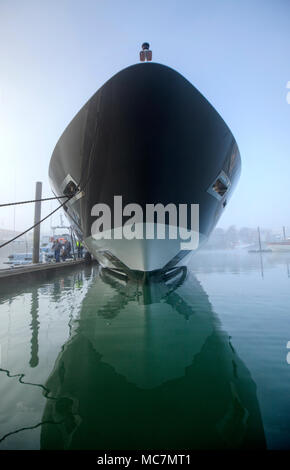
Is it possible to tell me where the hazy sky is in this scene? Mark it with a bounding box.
[0,0,290,235]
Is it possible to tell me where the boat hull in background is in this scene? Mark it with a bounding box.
[267,242,290,252]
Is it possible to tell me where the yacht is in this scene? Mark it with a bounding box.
[49,44,241,275]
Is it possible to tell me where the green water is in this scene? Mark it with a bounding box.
[0,250,289,450]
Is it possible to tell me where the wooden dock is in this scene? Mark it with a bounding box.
[0,259,86,289]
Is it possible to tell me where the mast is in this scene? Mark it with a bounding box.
[257,226,262,252]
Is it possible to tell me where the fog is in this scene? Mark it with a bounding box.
[0,0,289,236]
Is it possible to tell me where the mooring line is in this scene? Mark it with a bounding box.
[0,196,72,250]
[0,419,65,445]
[0,196,67,208]
[0,367,56,400]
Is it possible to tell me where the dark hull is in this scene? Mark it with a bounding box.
[49,63,241,271]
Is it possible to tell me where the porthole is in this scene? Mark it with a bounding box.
[207,170,231,201]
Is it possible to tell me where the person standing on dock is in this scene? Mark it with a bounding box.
[52,239,62,263]
[65,239,72,259]
[61,244,67,262]
[76,240,83,258]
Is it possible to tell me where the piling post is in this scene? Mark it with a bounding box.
[32,181,42,264]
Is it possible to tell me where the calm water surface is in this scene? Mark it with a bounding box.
[0,250,289,450]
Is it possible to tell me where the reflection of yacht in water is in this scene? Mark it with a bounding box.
[49,44,241,274]
[40,266,265,450]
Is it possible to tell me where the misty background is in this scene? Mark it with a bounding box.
[0,0,290,240]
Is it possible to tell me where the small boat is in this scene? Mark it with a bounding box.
[266,241,290,252]
[4,253,33,266]
[248,249,272,253]
[4,246,55,266]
